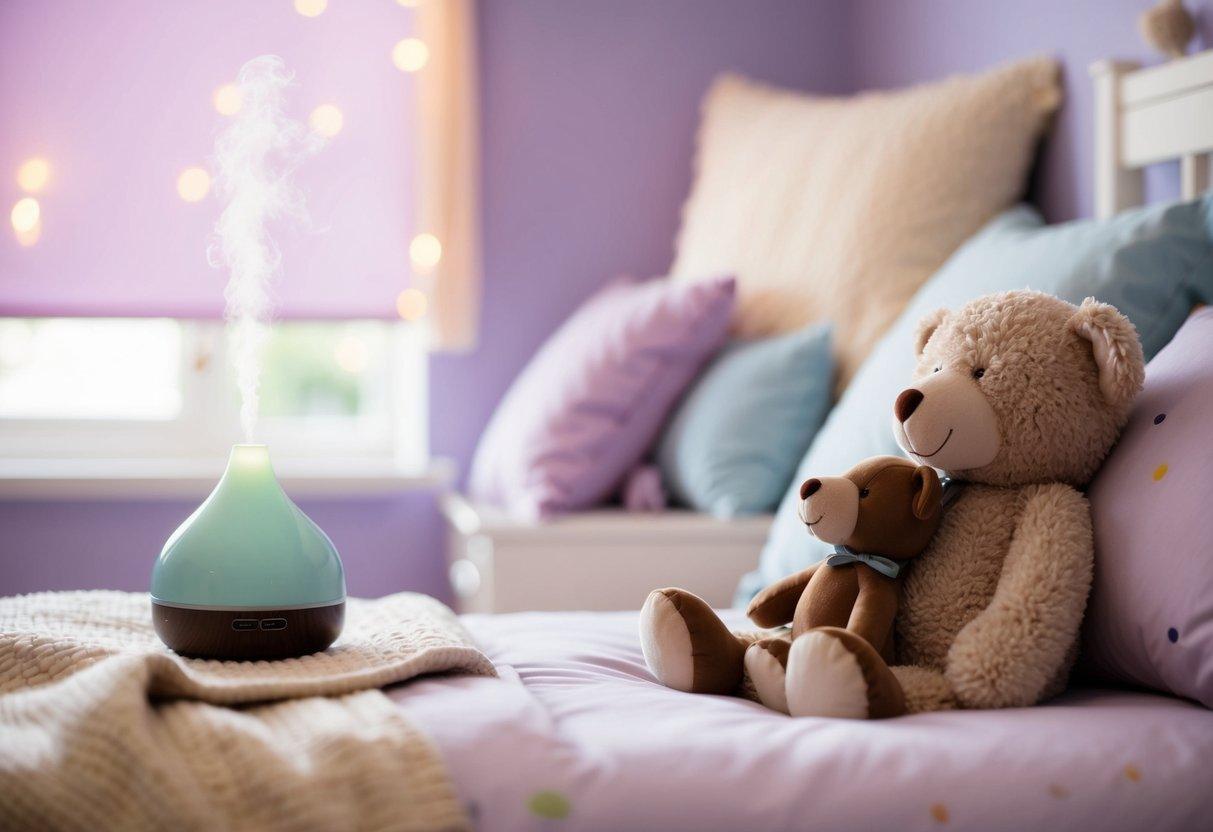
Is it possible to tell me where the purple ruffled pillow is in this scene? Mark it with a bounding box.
[1082,308,1213,707]
[469,276,735,520]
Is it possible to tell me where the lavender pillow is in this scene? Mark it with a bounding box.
[1082,308,1213,707]
[469,276,735,519]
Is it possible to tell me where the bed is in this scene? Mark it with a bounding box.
[391,50,1213,832]
[393,610,1213,831]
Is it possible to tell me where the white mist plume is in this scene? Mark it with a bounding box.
[208,55,323,441]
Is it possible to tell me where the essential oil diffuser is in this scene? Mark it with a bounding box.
[151,444,346,660]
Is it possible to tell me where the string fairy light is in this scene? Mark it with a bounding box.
[396,288,429,321]
[393,38,429,72]
[409,233,442,271]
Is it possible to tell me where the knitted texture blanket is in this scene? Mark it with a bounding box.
[0,590,495,832]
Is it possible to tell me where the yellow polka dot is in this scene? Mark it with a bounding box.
[930,803,949,823]
[1152,464,1168,481]
[1124,764,1142,782]
[528,791,571,820]
[1048,784,1070,799]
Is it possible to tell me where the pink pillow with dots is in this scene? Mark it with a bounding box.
[1082,307,1213,707]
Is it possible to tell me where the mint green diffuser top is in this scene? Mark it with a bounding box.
[151,444,346,660]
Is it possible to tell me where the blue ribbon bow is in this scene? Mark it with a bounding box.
[826,546,903,579]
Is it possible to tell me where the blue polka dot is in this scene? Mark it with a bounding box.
[1167,628,1179,643]
[1154,413,1166,425]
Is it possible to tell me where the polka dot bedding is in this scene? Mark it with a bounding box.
[392,608,1213,832]
[1083,307,1213,708]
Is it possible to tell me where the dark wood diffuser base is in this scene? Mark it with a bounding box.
[152,601,345,660]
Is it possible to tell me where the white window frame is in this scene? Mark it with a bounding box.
[0,319,439,497]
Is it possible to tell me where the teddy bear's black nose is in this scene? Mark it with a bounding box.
[895,388,924,423]
[800,478,822,499]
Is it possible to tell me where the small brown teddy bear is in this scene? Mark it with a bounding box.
[640,456,943,718]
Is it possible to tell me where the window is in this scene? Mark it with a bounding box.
[0,318,183,421]
[0,0,470,487]
[0,318,427,472]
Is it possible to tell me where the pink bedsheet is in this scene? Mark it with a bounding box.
[390,610,1213,831]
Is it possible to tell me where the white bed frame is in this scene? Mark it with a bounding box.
[1091,48,1213,217]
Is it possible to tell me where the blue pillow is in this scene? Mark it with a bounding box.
[657,323,833,517]
[738,197,1213,604]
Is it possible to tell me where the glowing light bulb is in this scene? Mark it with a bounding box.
[392,38,429,72]
[16,158,50,193]
[333,335,370,373]
[309,104,344,138]
[213,84,243,116]
[294,0,327,18]
[177,167,212,202]
[409,233,442,271]
[11,197,40,233]
[396,288,429,321]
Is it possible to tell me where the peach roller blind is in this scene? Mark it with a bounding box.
[415,0,482,351]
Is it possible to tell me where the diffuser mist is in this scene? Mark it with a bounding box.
[151,444,346,660]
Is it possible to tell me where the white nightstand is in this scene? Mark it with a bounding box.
[441,494,771,613]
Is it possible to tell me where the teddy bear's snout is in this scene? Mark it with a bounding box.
[893,369,1001,473]
[798,476,859,544]
[894,388,924,423]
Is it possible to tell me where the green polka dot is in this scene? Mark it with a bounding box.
[528,790,571,820]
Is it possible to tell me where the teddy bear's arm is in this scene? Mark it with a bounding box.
[746,564,821,628]
[944,483,1094,709]
[847,572,900,651]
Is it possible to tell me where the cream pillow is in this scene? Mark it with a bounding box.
[670,57,1061,388]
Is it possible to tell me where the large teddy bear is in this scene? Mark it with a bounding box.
[641,290,1145,717]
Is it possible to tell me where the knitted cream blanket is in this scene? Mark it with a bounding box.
[0,591,495,832]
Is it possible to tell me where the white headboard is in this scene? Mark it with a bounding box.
[1090,49,1213,218]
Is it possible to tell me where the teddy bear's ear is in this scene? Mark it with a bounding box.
[911,465,942,520]
[914,308,948,357]
[1068,297,1146,410]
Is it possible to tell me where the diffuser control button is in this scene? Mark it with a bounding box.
[260,618,288,631]
[231,619,259,631]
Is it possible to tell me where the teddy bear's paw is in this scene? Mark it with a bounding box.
[787,627,908,719]
[639,588,745,694]
[744,638,790,714]
[640,590,696,691]
[786,629,870,719]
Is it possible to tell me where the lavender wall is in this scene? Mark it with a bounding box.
[848,0,1212,223]
[4,0,1210,599]
[0,493,445,601]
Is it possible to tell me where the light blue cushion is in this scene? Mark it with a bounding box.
[657,323,833,517]
[738,197,1213,604]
